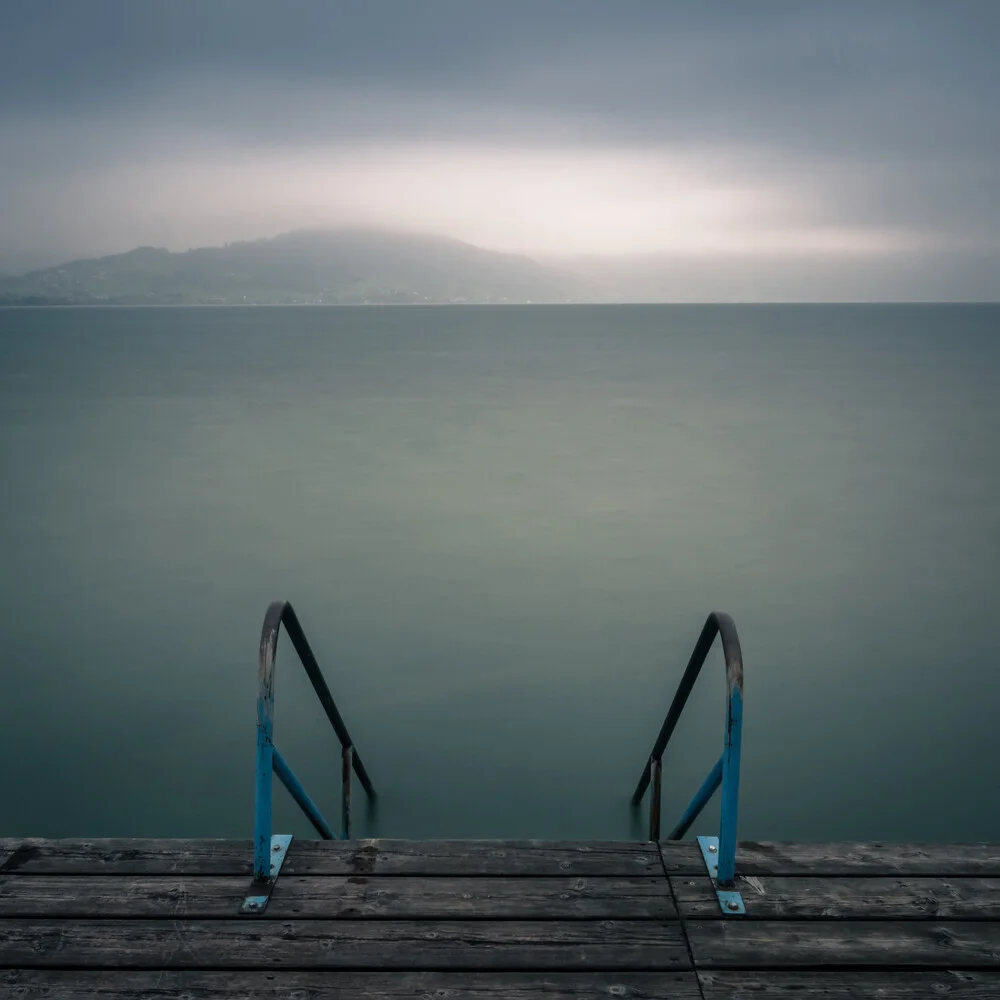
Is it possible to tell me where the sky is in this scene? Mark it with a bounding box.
[1,0,998,298]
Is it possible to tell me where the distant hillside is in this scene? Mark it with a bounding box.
[0,229,589,306]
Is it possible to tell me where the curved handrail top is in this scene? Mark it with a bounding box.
[257,600,284,722]
[258,599,375,799]
[710,610,743,698]
[632,610,743,804]
[650,610,743,757]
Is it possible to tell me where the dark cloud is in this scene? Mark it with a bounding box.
[4,0,997,152]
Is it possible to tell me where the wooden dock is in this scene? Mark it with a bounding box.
[2,838,1000,997]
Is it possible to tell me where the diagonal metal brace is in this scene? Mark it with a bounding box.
[241,834,293,915]
[698,835,745,916]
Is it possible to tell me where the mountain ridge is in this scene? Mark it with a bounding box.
[0,229,590,305]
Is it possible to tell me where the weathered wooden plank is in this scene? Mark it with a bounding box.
[698,970,1000,998]
[673,874,1000,919]
[0,839,662,876]
[715,842,1000,877]
[7,839,1000,877]
[686,919,1000,968]
[659,841,1000,877]
[0,875,675,919]
[0,840,256,875]
[0,919,690,970]
[0,969,702,999]
[656,842,705,875]
[7,969,1000,1000]
[336,841,664,877]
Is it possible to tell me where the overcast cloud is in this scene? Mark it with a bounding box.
[1,0,998,296]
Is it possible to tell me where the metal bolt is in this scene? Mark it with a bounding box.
[726,901,740,912]
[708,845,717,853]
[273,844,281,851]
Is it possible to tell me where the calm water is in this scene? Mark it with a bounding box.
[1,304,998,843]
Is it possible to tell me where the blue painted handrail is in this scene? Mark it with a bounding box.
[253,600,376,881]
[631,611,744,886]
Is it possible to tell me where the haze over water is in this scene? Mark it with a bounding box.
[1,304,997,842]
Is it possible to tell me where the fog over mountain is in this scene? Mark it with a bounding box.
[4,226,999,305]
[0,230,587,305]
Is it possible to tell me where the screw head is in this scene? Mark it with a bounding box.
[726,901,740,912]
[273,844,281,851]
[708,845,717,853]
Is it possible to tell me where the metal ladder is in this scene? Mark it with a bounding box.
[242,601,745,917]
